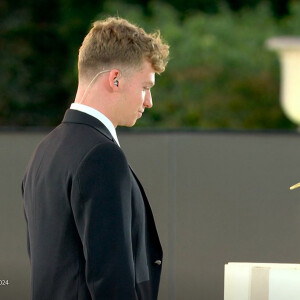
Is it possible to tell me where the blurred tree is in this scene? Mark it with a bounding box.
[123,0,291,18]
[0,0,69,125]
[99,1,295,129]
[159,0,219,14]
[226,0,261,11]
[0,0,103,126]
[270,0,290,18]
[0,0,298,129]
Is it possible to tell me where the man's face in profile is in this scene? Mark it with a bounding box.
[118,60,155,127]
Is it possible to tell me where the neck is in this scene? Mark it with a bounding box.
[74,86,118,128]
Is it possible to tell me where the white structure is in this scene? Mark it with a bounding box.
[267,37,300,125]
[224,262,300,300]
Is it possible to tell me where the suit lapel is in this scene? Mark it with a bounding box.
[129,166,162,252]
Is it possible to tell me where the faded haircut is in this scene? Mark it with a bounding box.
[78,17,169,81]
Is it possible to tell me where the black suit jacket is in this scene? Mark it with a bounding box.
[22,109,163,300]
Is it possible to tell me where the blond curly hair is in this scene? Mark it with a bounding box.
[78,17,169,80]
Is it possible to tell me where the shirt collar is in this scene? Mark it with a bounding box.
[70,103,120,147]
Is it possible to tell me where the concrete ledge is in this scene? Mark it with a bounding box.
[267,37,300,51]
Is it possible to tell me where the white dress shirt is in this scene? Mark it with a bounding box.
[70,103,120,147]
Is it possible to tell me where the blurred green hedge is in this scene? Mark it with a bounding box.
[1,1,299,129]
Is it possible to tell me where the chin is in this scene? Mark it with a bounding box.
[120,119,137,127]
[128,120,137,127]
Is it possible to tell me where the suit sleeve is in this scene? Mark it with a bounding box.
[71,142,138,300]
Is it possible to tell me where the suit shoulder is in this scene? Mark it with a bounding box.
[86,141,126,160]
[76,142,129,176]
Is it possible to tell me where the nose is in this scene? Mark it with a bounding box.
[144,90,153,108]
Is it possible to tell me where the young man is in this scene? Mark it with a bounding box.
[22,17,169,300]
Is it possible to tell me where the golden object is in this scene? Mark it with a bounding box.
[290,182,300,190]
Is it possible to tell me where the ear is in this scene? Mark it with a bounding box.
[108,69,120,91]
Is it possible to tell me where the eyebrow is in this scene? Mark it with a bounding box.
[143,81,155,87]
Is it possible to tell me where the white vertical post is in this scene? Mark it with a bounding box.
[224,262,300,300]
[267,37,300,125]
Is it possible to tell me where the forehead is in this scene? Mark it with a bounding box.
[131,61,155,84]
